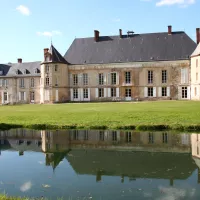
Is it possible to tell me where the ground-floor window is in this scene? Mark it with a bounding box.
[99,131,104,141]
[112,131,117,141]
[20,92,25,101]
[73,89,78,99]
[182,87,187,98]
[162,133,168,143]
[30,92,34,101]
[148,87,153,97]
[111,88,116,97]
[125,88,131,97]
[3,92,8,101]
[83,88,88,98]
[98,88,104,97]
[148,132,154,144]
[162,87,167,97]
[126,132,132,143]
[44,90,49,101]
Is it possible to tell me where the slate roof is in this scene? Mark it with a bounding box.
[64,31,197,65]
[191,43,200,57]
[0,61,41,77]
[42,44,69,64]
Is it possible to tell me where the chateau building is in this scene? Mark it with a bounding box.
[0,26,199,104]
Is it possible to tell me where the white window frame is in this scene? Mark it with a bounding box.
[98,88,104,97]
[111,88,116,97]
[148,87,153,97]
[99,73,104,85]
[83,88,88,99]
[148,70,153,84]
[20,78,25,88]
[73,74,78,86]
[182,87,188,99]
[125,88,131,97]
[45,65,49,73]
[111,73,117,85]
[162,87,167,97]
[45,77,50,86]
[73,88,78,99]
[30,78,34,88]
[162,70,167,83]
[83,73,88,86]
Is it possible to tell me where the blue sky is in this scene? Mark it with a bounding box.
[0,0,199,63]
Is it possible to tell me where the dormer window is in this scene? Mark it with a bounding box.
[35,68,40,74]
[16,69,20,75]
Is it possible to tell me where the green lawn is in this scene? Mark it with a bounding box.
[1,101,200,131]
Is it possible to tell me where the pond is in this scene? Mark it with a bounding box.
[0,129,200,199]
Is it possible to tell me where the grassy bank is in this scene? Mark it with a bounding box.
[1,101,200,131]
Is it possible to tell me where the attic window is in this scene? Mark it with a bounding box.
[16,69,20,75]
[35,68,40,74]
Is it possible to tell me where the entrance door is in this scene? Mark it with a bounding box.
[30,92,35,103]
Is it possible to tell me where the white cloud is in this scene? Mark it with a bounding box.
[156,0,196,7]
[112,18,121,22]
[20,181,32,192]
[36,30,62,37]
[16,5,30,16]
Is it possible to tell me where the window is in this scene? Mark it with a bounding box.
[73,74,78,86]
[55,77,58,86]
[55,65,58,72]
[111,88,116,97]
[73,89,78,99]
[73,130,79,140]
[162,133,168,143]
[162,87,167,97]
[111,73,117,85]
[195,87,197,96]
[84,130,89,140]
[148,87,153,97]
[45,65,49,73]
[148,133,154,144]
[1,79,8,87]
[162,70,167,83]
[99,131,104,141]
[30,92,35,101]
[112,131,117,141]
[181,68,188,84]
[98,88,104,97]
[45,77,50,86]
[99,73,104,85]
[20,78,24,88]
[196,73,198,81]
[148,71,153,84]
[125,72,131,84]
[44,90,50,101]
[35,68,40,74]
[197,59,198,68]
[4,92,8,101]
[125,88,131,97]
[182,87,187,98]
[20,92,25,101]
[30,78,34,88]
[0,70,3,75]
[83,73,88,85]
[83,89,88,98]
[126,132,132,143]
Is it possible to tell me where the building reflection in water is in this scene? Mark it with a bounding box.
[0,129,198,185]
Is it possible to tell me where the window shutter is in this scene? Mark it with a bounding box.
[153,87,156,97]
[19,92,21,101]
[116,72,119,85]
[158,87,161,97]
[96,74,99,85]
[167,87,170,97]
[70,74,73,86]
[104,88,107,97]
[187,86,190,100]
[107,88,111,97]
[95,88,98,98]
[185,68,188,84]
[144,87,148,97]
[24,92,26,101]
[70,89,73,101]
[1,91,4,104]
[79,88,83,101]
[181,68,184,84]
[104,73,107,85]
[107,73,111,85]
[116,88,120,97]
[88,88,90,101]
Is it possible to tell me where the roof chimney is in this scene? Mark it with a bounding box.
[168,25,172,35]
[18,58,22,63]
[94,30,100,42]
[196,28,200,44]
[44,48,49,54]
[119,29,122,38]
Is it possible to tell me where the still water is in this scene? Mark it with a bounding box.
[0,129,200,199]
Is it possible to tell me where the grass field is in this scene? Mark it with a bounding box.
[1,101,200,131]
